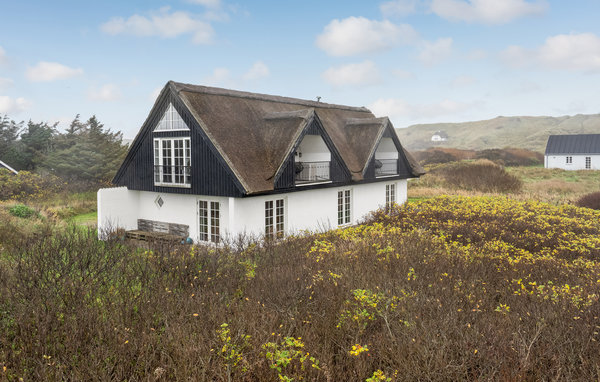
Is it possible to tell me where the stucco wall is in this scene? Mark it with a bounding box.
[98,179,408,242]
[545,155,600,170]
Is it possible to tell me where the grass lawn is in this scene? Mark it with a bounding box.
[69,211,97,225]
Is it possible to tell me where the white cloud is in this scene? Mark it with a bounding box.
[0,77,14,90]
[430,0,547,24]
[502,33,600,72]
[380,0,418,17]
[316,17,418,56]
[243,61,270,81]
[203,67,233,86]
[369,97,474,121]
[187,0,221,8]
[467,49,487,60]
[88,83,121,102]
[26,62,83,82]
[418,37,453,65]
[0,96,31,114]
[392,69,413,79]
[101,8,214,44]
[450,75,476,87]
[322,61,381,88]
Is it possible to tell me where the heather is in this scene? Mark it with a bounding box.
[2,196,600,380]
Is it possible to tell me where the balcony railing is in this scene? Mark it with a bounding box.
[295,161,330,184]
[154,165,191,186]
[374,159,397,177]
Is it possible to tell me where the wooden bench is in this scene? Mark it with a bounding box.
[125,219,190,244]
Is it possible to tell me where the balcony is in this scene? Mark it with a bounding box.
[375,159,397,177]
[295,161,330,184]
[154,165,191,187]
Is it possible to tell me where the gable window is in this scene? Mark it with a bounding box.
[386,183,396,209]
[566,156,572,164]
[338,189,351,226]
[586,156,591,169]
[265,199,285,238]
[154,138,191,187]
[198,200,220,243]
[155,103,189,131]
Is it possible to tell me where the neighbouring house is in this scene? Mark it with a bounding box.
[0,159,18,175]
[98,81,424,243]
[545,134,600,170]
[431,130,448,142]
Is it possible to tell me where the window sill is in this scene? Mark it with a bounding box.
[375,174,399,178]
[154,183,192,188]
[295,180,332,187]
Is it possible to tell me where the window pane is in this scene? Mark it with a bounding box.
[211,201,220,243]
[199,200,208,242]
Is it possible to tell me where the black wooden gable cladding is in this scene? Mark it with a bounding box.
[274,115,351,190]
[364,122,412,179]
[113,86,245,197]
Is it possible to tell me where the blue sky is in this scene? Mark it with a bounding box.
[1,0,600,138]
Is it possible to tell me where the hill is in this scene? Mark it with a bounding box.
[396,113,600,152]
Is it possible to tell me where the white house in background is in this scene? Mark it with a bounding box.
[98,81,424,243]
[431,130,448,142]
[0,159,18,175]
[545,134,600,170]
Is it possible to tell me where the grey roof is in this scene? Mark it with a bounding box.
[0,159,18,174]
[545,134,600,155]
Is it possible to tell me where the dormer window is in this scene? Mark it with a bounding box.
[374,137,398,177]
[154,103,189,131]
[154,138,191,187]
[294,134,332,185]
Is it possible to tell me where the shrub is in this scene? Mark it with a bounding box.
[576,191,600,210]
[8,204,37,218]
[436,160,522,193]
[475,148,543,166]
[0,169,65,201]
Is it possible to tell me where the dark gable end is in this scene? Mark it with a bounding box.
[545,134,600,155]
[113,82,246,197]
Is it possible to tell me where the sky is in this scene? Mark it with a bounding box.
[1,0,600,138]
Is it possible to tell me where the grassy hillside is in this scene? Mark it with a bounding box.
[396,113,600,152]
[2,196,600,380]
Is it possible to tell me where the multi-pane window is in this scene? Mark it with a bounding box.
[199,200,220,243]
[386,183,396,208]
[566,156,573,164]
[265,199,285,238]
[337,189,351,226]
[155,103,189,131]
[586,156,591,169]
[154,138,191,186]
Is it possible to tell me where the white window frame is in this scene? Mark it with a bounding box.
[337,189,352,226]
[386,183,396,208]
[153,137,191,188]
[154,103,190,132]
[265,198,285,239]
[586,156,591,169]
[198,200,220,243]
[566,156,573,164]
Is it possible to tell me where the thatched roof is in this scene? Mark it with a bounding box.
[171,81,422,193]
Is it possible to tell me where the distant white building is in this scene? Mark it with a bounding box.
[545,134,600,170]
[431,130,448,142]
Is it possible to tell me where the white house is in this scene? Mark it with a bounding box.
[545,134,600,170]
[0,159,18,175]
[431,131,448,142]
[98,81,424,243]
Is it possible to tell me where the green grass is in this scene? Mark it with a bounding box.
[69,211,97,225]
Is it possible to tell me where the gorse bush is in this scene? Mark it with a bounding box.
[1,196,600,380]
[576,191,600,210]
[0,169,65,201]
[436,160,522,193]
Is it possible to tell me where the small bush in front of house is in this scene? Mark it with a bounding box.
[8,204,37,218]
[435,160,522,193]
[576,191,600,210]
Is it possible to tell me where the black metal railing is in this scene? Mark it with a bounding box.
[154,165,191,185]
[295,161,330,183]
[374,159,397,177]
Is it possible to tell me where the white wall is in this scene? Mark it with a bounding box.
[297,135,331,162]
[98,179,409,242]
[545,154,600,170]
[374,138,399,160]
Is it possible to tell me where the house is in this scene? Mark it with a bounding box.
[98,81,424,243]
[0,159,18,175]
[431,130,448,142]
[545,134,600,170]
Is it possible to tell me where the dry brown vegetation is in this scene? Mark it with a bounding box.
[2,196,600,380]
